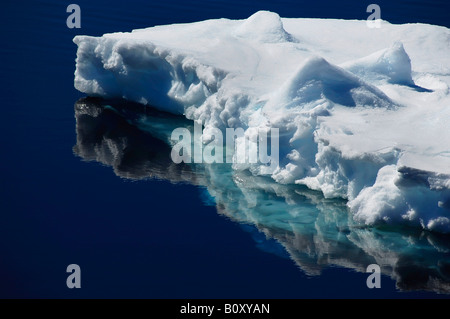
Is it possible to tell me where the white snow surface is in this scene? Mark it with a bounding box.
[73,11,450,232]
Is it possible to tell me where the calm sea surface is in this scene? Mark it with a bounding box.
[0,0,449,298]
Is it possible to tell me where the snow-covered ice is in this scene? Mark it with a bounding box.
[73,11,450,232]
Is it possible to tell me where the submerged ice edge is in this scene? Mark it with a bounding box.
[73,11,450,233]
[73,98,450,294]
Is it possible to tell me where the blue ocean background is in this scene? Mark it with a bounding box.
[0,0,449,298]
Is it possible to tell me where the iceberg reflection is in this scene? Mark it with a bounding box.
[73,97,450,294]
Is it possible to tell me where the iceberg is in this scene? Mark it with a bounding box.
[73,11,450,233]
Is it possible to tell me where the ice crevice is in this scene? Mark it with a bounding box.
[73,11,450,233]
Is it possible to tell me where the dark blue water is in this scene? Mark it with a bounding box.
[1,0,449,298]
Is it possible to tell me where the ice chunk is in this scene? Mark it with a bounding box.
[350,165,450,233]
[73,12,450,233]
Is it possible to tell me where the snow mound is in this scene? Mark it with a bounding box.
[234,11,294,43]
[342,42,414,85]
[266,56,394,109]
[73,12,450,233]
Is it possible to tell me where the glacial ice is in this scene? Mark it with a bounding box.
[73,11,450,233]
